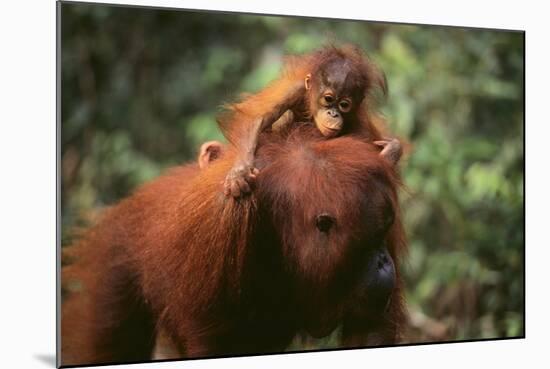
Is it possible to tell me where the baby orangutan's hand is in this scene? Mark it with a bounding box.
[374,138,402,165]
[223,160,260,198]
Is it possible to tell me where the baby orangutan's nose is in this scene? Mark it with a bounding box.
[316,213,335,233]
[327,109,340,118]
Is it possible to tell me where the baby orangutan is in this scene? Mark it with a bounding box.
[217,46,402,198]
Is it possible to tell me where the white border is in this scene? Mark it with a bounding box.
[1,1,547,368]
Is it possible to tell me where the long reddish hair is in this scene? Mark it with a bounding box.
[218,45,389,146]
[62,126,407,364]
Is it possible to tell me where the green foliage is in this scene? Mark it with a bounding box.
[61,3,524,343]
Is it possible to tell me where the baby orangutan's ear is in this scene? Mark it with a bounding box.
[305,74,312,90]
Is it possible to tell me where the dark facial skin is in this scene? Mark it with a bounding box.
[360,246,396,313]
[306,59,363,138]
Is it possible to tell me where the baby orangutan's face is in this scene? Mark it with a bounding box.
[305,59,363,137]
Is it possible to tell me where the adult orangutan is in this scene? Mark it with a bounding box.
[61,126,407,366]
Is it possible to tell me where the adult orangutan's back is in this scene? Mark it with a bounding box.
[61,127,406,366]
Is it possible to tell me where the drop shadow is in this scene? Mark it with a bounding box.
[34,353,57,367]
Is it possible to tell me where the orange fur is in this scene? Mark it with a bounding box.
[218,45,390,147]
[61,127,407,366]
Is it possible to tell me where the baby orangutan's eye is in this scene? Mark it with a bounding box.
[323,94,335,104]
[339,99,352,113]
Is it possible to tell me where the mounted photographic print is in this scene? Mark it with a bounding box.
[58,1,525,367]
